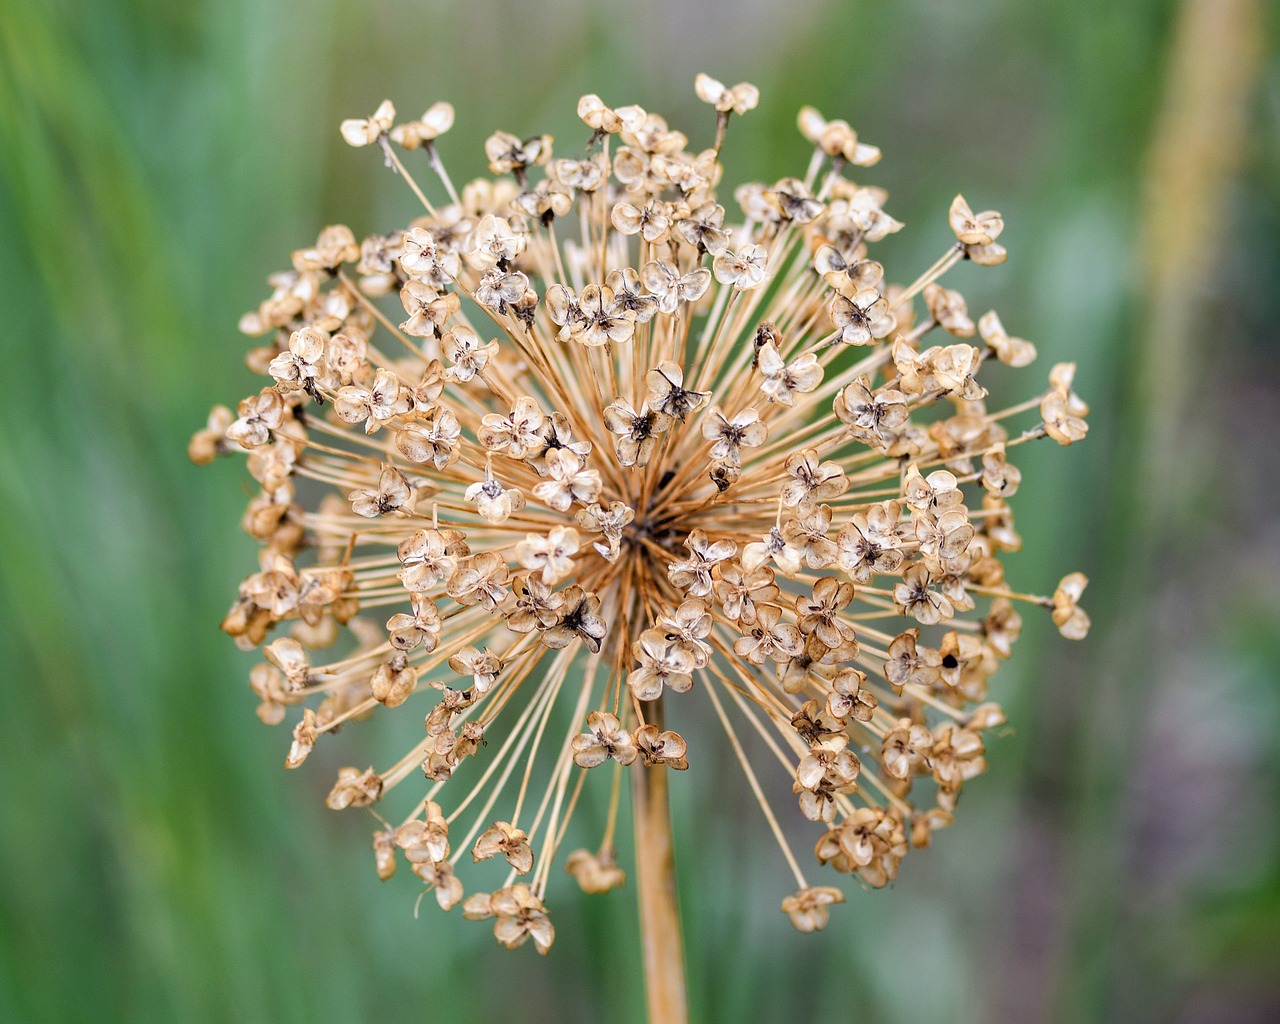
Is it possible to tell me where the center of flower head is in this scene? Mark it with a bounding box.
[621,505,676,552]
[199,77,1092,951]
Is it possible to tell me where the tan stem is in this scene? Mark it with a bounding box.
[631,696,688,1024]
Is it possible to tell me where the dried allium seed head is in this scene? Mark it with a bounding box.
[195,75,1090,948]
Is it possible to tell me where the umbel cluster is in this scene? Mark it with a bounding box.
[193,75,1090,952]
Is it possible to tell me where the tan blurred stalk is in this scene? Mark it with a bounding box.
[632,696,688,1024]
[1137,0,1263,521]
[1057,2,1265,1020]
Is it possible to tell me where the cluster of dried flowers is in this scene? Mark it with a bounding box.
[193,75,1090,951]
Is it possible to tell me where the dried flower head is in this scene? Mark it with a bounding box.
[196,77,1089,950]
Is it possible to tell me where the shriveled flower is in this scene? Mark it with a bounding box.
[448,645,504,694]
[515,525,581,586]
[882,718,933,780]
[629,632,697,701]
[695,73,760,116]
[349,464,413,518]
[613,198,673,243]
[226,388,284,448]
[386,593,442,652]
[782,504,838,570]
[834,378,909,448]
[815,807,907,888]
[340,99,395,147]
[949,194,1008,265]
[701,405,768,465]
[473,820,534,875]
[573,711,637,768]
[930,723,987,807]
[758,341,822,407]
[399,283,459,339]
[293,225,360,274]
[566,848,627,894]
[981,443,1022,497]
[189,404,234,464]
[605,267,660,324]
[634,724,690,770]
[1041,363,1091,445]
[979,310,1037,367]
[830,290,896,346]
[575,500,635,561]
[646,360,709,419]
[371,653,417,708]
[604,398,672,468]
[656,597,714,667]
[577,94,645,136]
[794,747,861,823]
[837,501,905,583]
[894,563,954,626]
[542,585,607,653]
[884,628,942,694]
[399,226,450,281]
[795,577,859,651]
[712,245,769,289]
[949,194,1004,246]
[924,283,976,337]
[734,603,803,665]
[713,561,780,624]
[197,79,1089,961]
[442,325,499,382]
[464,475,525,524]
[797,106,881,166]
[830,187,902,242]
[555,155,610,196]
[643,262,712,315]
[447,551,510,610]
[547,283,637,347]
[334,367,413,434]
[532,449,602,512]
[781,450,848,510]
[479,395,546,459]
[765,178,825,225]
[465,884,555,955]
[414,858,464,912]
[781,886,844,933]
[814,244,884,296]
[390,101,455,149]
[285,708,317,767]
[668,529,737,598]
[397,527,467,592]
[903,465,965,516]
[326,766,383,810]
[827,668,876,722]
[268,327,331,396]
[485,132,552,179]
[1052,572,1092,640]
[677,202,730,253]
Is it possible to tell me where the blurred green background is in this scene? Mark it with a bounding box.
[2,0,1278,1020]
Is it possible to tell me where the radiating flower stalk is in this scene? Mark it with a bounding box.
[193,74,1089,1020]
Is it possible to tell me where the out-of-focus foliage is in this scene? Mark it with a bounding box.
[1,0,1277,1021]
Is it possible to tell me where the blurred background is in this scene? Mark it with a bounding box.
[2,0,1278,1020]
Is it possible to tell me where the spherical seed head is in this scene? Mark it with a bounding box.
[195,76,1090,948]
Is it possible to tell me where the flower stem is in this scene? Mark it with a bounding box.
[631,696,688,1024]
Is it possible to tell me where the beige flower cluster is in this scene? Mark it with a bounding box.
[193,74,1089,949]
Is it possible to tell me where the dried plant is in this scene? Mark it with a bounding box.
[192,75,1089,1015]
